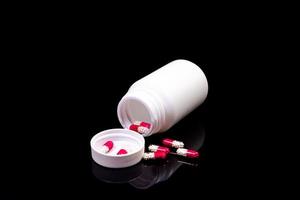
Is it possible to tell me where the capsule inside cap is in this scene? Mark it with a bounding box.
[99,140,114,154]
[117,149,128,155]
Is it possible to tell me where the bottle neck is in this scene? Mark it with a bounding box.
[117,87,166,136]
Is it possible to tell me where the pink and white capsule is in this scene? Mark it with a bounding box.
[162,138,184,148]
[99,141,114,154]
[176,148,199,158]
[143,151,167,160]
[148,144,170,154]
[117,149,128,155]
[129,124,150,135]
[133,121,151,129]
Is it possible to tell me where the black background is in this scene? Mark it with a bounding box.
[2,16,288,198]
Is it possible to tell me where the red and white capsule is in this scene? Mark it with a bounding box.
[162,138,184,148]
[148,144,170,154]
[176,148,199,158]
[99,141,114,154]
[129,124,150,135]
[143,151,167,160]
[133,121,151,129]
[117,149,128,155]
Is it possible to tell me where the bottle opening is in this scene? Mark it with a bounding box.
[118,96,156,136]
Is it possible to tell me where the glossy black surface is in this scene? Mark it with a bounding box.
[4,37,280,198]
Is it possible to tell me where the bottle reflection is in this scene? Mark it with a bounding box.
[91,121,205,189]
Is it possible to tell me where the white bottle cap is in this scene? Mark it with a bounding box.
[90,129,145,168]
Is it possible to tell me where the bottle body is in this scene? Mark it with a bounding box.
[117,59,208,136]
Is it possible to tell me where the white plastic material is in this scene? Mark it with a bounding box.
[90,129,145,168]
[118,59,208,136]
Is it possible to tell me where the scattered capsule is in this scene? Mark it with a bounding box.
[133,121,151,129]
[162,138,184,148]
[148,144,170,154]
[129,124,150,134]
[117,149,128,155]
[176,148,199,158]
[143,151,167,160]
[99,141,114,154]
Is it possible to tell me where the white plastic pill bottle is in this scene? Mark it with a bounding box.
[117,59,208,137]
